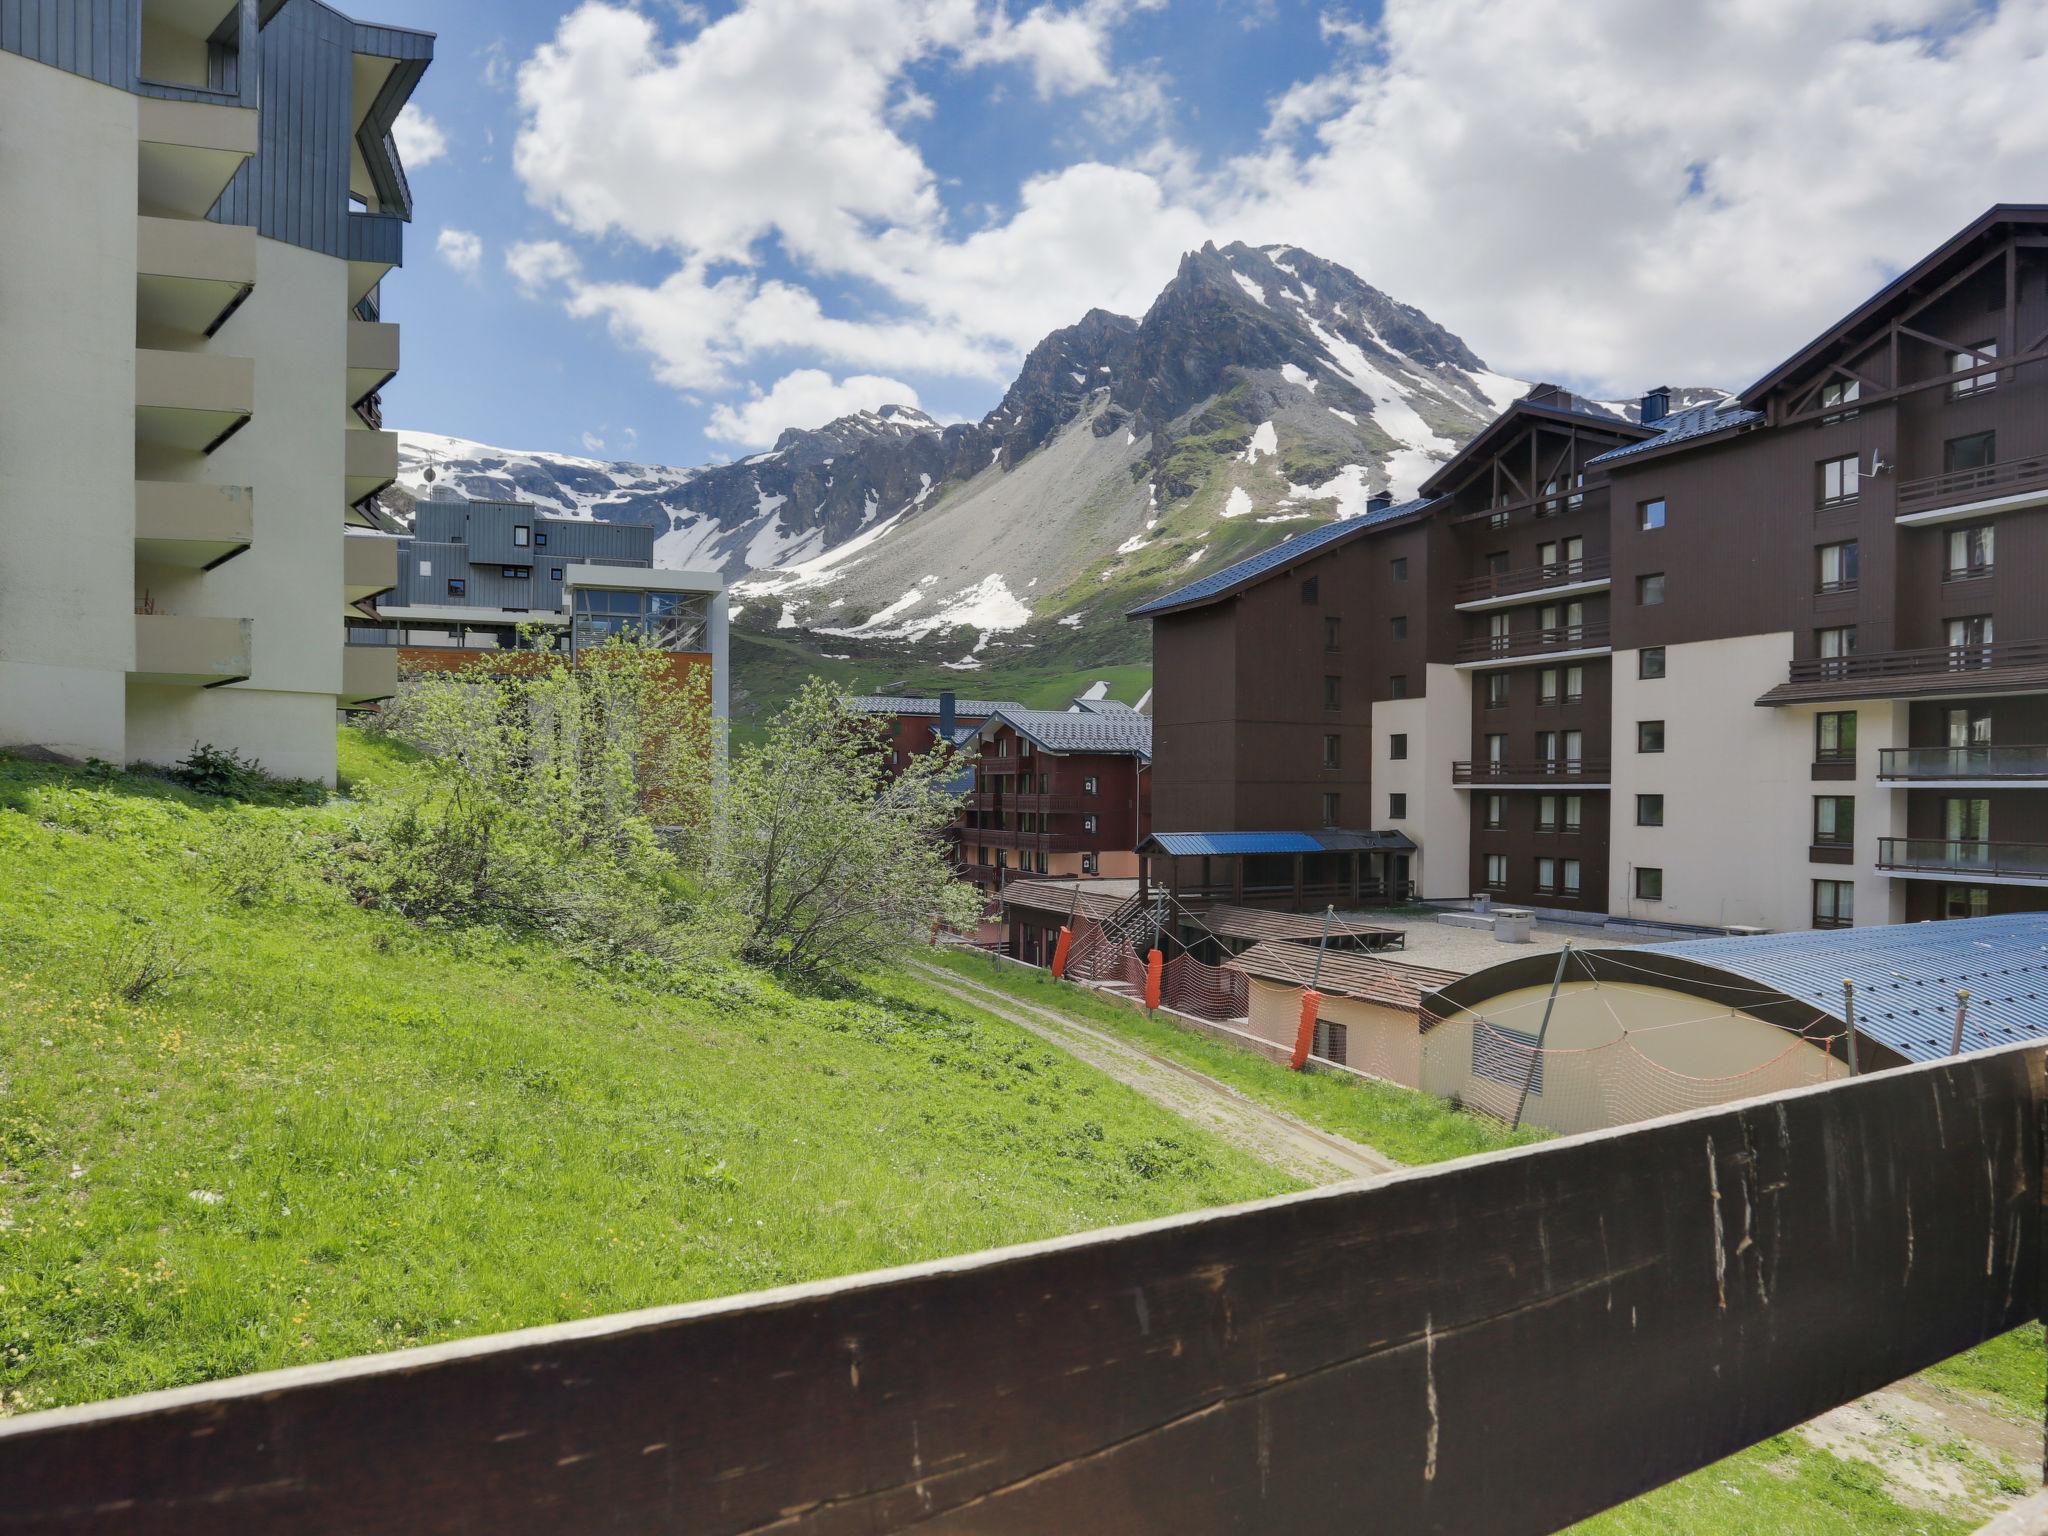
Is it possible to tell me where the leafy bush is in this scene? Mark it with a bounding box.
[99,934,193,1003]
[163,743,323,806]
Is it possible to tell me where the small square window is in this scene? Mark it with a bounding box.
[1636,794,1664,827]
[1485,853,1508,888]
[1389,732,1408,761]
[551,567,564,581]
[1300,575,1320,604]
[535,531,548,547]
[1639,646,1666,679]
[1817,456,1859,508]
[1390,557,1408,582]
[1813,879,1854,928]
[1640,498,1667,531]
[1389,674,1409,699]
[1638,720,1665,753]
[1637,572,1665,606]
[446,577,466,597]
[1635,867,1664,901]
[502,566,529,580]
[1389,792,1408,819]
[418,559,433,577]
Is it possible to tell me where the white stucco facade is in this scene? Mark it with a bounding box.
[1374,664,1473,899]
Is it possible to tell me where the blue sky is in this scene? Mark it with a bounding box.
[380,0,2048,469]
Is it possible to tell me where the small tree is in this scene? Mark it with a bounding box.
[705,680,980,975]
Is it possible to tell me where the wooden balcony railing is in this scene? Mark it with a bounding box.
[969,827,1090,853]
[3,1042,2039,1534]
[1453,760,1611,785]
[1897,453,2048,517]
[1456,624,1612,664]
[1449,482,1609,529]
[973,793,1094,814]
[1877,837,2048,881]
[1455,555,1612,605]
[1786,637,2048,687]
[1879,745,2048,781]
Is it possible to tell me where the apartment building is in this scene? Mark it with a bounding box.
[847,692,1008,777]
[1133,204,2048,930]
[959,702,1152,890]
[356,493,729,716]
[0,0,431,783]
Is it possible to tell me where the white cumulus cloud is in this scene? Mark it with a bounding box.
[706,370,923,447]
[392,104,448,168]
[436,227,483,276]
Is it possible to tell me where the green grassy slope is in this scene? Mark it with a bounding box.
[0,738,1286,1413]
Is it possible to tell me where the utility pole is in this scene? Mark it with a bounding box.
[1842,979,1860,1076]
[1949,989,1972,1057]
[1510,942,1572,1132]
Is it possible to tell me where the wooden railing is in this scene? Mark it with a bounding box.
[1455,555,1612,605]
[1456,624,1612,664]
[1453,759,1612,785]
[969,827,1090,852]
[0,1043,2039,1534]
[1897,453,2048,517]
[1786,637,2048,686]
[973,793,1095,814]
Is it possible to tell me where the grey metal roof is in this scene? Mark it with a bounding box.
[1627,915,2048,1062]
[847,696,1017,717]
[1585,401,1765,466]
[1142,829,1415,856]
[1126,496,1444,620]
[974,707,1152,756]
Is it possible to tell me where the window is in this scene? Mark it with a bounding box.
[1081,853,1098,876]
[1639,647,1666,679]
[1561,859,1581,895]
[1536,730,1560,764]
[1945,795,1991,844]
[1082,814,1099,834]
[1323,616,1342,651]
[1813,879,1854,929]
[1943,886,1991,920]
[1389,792,1408,819]
[1036,851,1049,874]
[1486,673,1510,709]
[1637,793,1664,827]
[1536,857,1558,892]
[1538,668,1559,705]
[1564,665,1584,703]
[1817,455,1859,507]
[1322,734,1342,769]
[1816,711,1857,764]
[1083,775,1099,795]
[1816,626,1857,666]
[1389,674,1409,699]
[1485,732,1507,763]
[1300,575,1320,604]
[1638,720,1665,753]
[1815,541,1859,593]
[502,566,529,580]
[534,531,548,547]
[1950,340,1998,397]
[1389,733,1409,761]
[1486,550,1510,575]
[550,567,564,581]
[1312,1018,1349,1066]
[1390,557,1408,582]
[1947,524,1995,580]
[1634,867,1663,901]
[1820,379,1861,423]
[1390,615,1408,640]
[1323,675,1341,710]
[1945,431,1996,473]
[1636,572,1665,606]
[1949,615,1994,656]
[1485,854,1508,888]
[1813,796,1855,846]
[418,559,433,577]
[1484,795,1505,830]
[513,525,531,547]
[995,849,1008,870]
[1321,792,1341,827]
[1538,536,1584,574]
[1639,498,1667,531]
[1537,795,1559,833]
[1948,707,1992,748]
[1563,795,1583,833]
[1539,600,1584,637]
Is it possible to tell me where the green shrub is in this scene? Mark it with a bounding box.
[162,743,323,805]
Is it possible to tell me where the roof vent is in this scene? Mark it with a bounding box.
[1640,386,1673,425]
[1366,489,1394,513]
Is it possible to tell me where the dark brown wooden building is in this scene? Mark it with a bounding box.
[960,701,1151,888]
[1133,204,2048,930]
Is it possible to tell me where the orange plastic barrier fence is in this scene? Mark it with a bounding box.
[1051,927,1073,980]
[1291,988,1322,1071]
[1144,950,1164,1011]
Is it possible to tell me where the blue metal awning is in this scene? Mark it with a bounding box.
[1142,830,1418,857]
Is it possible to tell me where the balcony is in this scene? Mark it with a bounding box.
[346,429,400,507]
[1448,481,1608,531]
[340,645,398,708]
[136,95,257,219]
[132,613,250,687]
[1759,638,2048,706]
[1877,837,2048,885]
[135,347,254,454]
[969,828,1089,852]
[1896,453,2048,526]
[1453,555,1612,612]
[136,216,255,339]
[1454,624,1612,669]
[344,534,400,610]
[1453,760,1611,788]
[347,321,400,409]
[973,793,1094,814]
[347,211,405,308]
[135,480,252,569]
[1879,745,2048,785]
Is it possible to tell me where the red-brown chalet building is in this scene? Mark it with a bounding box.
[959,701,1153,892]
[848,692,1006,776]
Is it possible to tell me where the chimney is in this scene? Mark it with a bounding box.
[1639,386,1672,425]
[938,689,956,745]
[1366,489,1394,513]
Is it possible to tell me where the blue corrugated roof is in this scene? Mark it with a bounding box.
[1586,401,1765,466]
[1147,831,1326,856]
[1634,914,2048,1062]
[1126,496,1443,619]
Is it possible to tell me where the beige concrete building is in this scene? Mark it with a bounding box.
[0,1,431,784]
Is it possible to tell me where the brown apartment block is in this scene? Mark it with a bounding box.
[1131,205,2048,931]
[958,702,1152,892]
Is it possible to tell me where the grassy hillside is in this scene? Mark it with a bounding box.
[0,735,1285,1413]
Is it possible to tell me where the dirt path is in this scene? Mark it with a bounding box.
[905,958,1395,1184]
